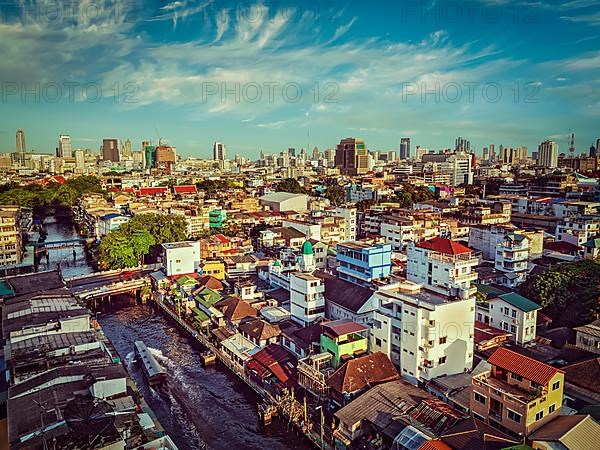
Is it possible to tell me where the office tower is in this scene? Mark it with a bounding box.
[590,145,596,158]
[324,148,335,166]
[538,140,559,168]
[102,138,120,162]
[213,142,226,161]
[568,131,575,157]
[57,135,72,158]
[387,150,397,162]
[15,129,26,165]
[372,151,380,162]
[415,146,427,162]
[335,137,369,176]
[482,147,489,161]
[288,147,296,157]
[455,137,471,153]
[74,149,85,171]
[489,144,496,162]
[399,137,411,160]
[312,146,320,160]
[121,139,132,158]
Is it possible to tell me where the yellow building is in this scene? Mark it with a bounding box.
[0,206,23,268]
[200,260,226,280]
[471,347,564,438]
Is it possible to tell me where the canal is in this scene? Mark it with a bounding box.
[44,216,313,450]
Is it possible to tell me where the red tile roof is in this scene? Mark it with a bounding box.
[174,185,197,194]
[213,233,230,244]
[322,319,368,338]
[327,352,399,394]
[246,344,297,387]
[419,440,452,450]
[417,237,472,255]
[487,347,564,386]
[137,187,168,196]
[215,296,258,322]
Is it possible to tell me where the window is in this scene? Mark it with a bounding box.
[535,410,544,421]
[511,309,517,318]
[507,409,522,423]
[375,338,382,347]
[439,336,447,344]
[438,356,446,365]
[549,404,556,414]
[474,392,486,404]
[511,373,523,382]
[552,381,561,391]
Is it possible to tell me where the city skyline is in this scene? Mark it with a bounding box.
[1,0,600,157]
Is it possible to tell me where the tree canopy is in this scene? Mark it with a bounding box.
[276,178,307,194]
[324,185,346,206]
[97,213,188,270]
[0,176,104,211]
[519,259,600,328]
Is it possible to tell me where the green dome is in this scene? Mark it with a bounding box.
[301,241,314,255]
[273,259,281,267]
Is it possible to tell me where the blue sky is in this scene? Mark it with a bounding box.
[1,0,599,159]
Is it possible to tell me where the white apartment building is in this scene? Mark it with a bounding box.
[281,219,322,241]
[406,238,479,301]
[290,272,325,326]
[447,152,474,186]
[476,292,540,345]
[494,233,530,288]
[380,213,443,251]
[370,281,475,385]
[556,216,600,247]
[161,241,201,276]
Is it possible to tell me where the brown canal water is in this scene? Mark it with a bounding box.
[96,296,314,450]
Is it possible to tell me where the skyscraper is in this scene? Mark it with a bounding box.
[455,137,471,153]
[213,142,226,161]
[399,137,411,160]
[489,144,496,162]
[57,135,72,158]
[102,139,120,162]
[538,140,558,168]
[16,129,26,165]
[482,147,489,161]
[335,137,368,176]
[121,139,132,158]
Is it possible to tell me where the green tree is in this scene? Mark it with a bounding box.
[276,178,307,194]
[325,185,346,206]
[98,229,155,270]
[519,259,600,328]
[121,213,187,246]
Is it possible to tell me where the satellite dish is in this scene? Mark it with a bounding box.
[64,396,115,439]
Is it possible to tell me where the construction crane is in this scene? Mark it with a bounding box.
[154,126,166,146]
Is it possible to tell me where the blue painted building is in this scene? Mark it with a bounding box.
[336,242,392,287]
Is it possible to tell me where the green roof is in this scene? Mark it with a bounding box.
[273,259,281,267]
[0,281,14,297]
[176,275,198,287]
[475,283,506,297]
[195,287,221,308]
[496,292,541,312]
[191,307,210,322]
[301,240,314,255]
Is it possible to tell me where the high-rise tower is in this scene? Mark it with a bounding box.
[16,129,26,165]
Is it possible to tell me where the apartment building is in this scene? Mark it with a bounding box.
[406,237,479,301]
[494,233,530,288]
[0,206,23,268]
[336,241,392,287]
[370,280,475,385]
[471,347,564,438]
[162,241,201,276]
[469,224,544,261]
[476,292,540,345]
[380,210,444,251]
[555,215,600,246]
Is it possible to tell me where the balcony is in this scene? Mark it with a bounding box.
[473,374,539,406]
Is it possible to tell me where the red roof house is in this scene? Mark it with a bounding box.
[417,237,473,255]
[173,185,197,195]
